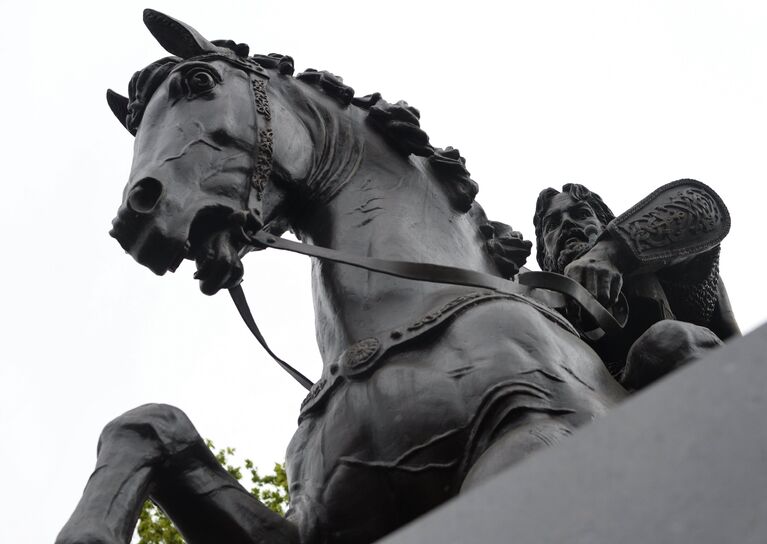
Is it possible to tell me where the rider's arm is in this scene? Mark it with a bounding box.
[565,179,730,307]
[603,179,730,273]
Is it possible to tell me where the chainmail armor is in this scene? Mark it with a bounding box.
[657,247,721,326]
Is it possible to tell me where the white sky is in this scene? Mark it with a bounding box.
[2,1,767,542]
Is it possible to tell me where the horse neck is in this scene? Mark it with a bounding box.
[266,76,364,205]
[266,79,498,365]
[294,160,498,365]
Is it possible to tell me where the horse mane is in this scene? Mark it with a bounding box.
[126,56,180,134]
[470,203,533,278]
[125,45,480,212]
[252,53,479,213]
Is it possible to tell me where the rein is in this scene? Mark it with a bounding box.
[230,67,627,391]
[229,227,628,391]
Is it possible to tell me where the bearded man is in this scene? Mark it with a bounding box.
[533,180,740,389]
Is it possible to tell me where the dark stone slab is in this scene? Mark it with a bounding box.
[379,323,767,544]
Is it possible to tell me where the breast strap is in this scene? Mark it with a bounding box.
[297,290,578,422]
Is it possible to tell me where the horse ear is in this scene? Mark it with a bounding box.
[142,9,220,58]
[106,89,131,134]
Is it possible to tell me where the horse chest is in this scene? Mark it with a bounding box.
[286,359,473,543]
[285,300,616,543]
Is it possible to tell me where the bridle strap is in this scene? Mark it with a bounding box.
[227,69,315,389]
[230,284,314,390]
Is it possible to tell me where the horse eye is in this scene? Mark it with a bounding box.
[185,69,217,95]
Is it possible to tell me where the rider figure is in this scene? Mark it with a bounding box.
[532,180,740,389]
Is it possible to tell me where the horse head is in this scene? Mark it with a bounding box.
[107,9,531,310]
[108,10,282,295]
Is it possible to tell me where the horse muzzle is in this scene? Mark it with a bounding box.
[110,177,189,275]
[110,173,247,296]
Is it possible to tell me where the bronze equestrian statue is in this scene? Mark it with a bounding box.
[56,10,729,544]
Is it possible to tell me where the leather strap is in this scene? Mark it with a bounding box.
[230,230,628,390]
[230,284,313,390]
[517,271,628,339]
[244,230,627,335]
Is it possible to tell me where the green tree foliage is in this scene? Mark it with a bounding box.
[135,440,289,544]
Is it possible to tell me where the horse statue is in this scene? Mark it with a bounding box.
[57,10,627,544]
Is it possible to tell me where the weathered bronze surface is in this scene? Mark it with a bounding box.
[534,181,739,387]
[56,9,735,544]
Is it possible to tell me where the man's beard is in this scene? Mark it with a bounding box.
[552,241,592,273]
[543,227,600,274]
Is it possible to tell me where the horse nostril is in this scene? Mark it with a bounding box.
[127,177,164,213]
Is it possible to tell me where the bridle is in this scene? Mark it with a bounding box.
[225,60,627,391]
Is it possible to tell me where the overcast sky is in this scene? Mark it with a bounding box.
[2,1,767,542]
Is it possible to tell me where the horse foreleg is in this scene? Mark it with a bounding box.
[56,404,299,544]
[149,435,299,544]
[56,403,185,544]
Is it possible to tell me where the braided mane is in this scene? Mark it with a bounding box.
[265,54,478,211]
[255,54,527,270]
